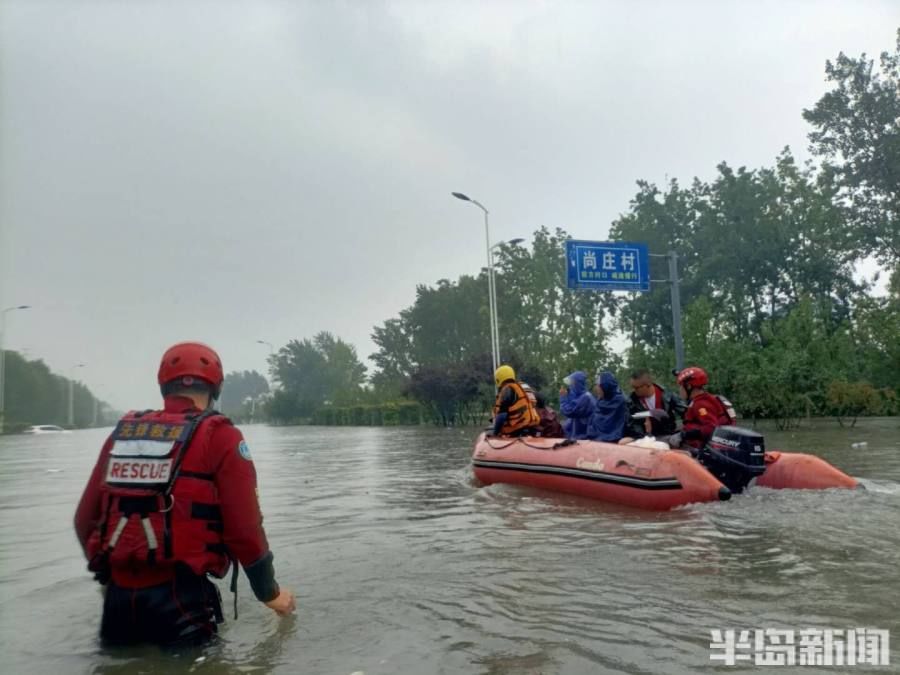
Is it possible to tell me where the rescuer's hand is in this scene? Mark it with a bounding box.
[265,588,296,616]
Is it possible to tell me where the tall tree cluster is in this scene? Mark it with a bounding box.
[267,332,368,423]
[367,33,900,425]
[219,370,270,419]
[1,351,107,430]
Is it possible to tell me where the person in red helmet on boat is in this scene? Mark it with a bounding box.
[491,365,541,437]
[673,366,736,450]
[74,341,295,647]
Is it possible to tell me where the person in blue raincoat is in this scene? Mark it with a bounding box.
[587,371,628,442]
[559,371,595,439]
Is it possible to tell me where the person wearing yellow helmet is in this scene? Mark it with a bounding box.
[491,365,540,436]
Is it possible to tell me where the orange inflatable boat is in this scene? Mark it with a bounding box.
[472,426,858,511]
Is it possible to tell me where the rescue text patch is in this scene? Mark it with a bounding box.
[106,458,173,484]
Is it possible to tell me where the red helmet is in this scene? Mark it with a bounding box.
[676,366,708,388]
[158,342,224,396]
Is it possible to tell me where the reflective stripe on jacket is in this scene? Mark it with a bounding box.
[85,409,231,585]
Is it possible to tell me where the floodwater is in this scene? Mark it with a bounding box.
[1,419,898,674]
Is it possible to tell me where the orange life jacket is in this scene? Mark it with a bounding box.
[493,381,541,435]
[520,382,538,405]
[86,409,231,585]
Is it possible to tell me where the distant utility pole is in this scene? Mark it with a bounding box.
[68,363,86,427]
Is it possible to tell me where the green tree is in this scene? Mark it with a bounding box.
[608,180,699,351]
[803,29,900,266]
[369,227,619,420]
[268,333,367,422]
[405,353,490,426]
[494,227,618,384]
[369,317,414,396]
[611,149,861,354]
[826,380,881,427]
[2,351,101,430]
[853,290,900,390]
[364,34,900,424]
[406,276,493,367]
[219,370,269,417]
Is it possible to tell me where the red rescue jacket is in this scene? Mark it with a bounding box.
[75,397,271,589]
[683,391,736,449]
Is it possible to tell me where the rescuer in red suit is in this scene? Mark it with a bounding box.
[673,366,736,450]
[74,342,295,646]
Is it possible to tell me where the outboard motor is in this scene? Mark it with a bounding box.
[698,426,766,493]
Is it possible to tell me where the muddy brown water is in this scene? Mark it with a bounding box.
[1,419,898,674]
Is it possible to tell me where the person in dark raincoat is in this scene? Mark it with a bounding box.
[559,371,595,439]
[534,392,564,438]
[587,371,628,442]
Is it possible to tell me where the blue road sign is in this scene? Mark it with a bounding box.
[566,240,650,292]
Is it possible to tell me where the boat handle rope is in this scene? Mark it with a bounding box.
[483,438,520,450]
[483,437,576,451]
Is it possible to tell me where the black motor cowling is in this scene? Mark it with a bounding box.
[698,426,766,494]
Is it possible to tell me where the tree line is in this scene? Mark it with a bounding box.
[1,351,114,431]
[262,33,899,427]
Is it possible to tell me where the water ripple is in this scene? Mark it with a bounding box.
[2,421,899,673]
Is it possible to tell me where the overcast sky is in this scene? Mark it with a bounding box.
[1,0,897,409]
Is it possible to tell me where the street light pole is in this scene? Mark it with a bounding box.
[668,251,685,371]
[91,387,106,427]
[484,209,501,371]
[0,305,31,434]
[452,192,499,373]
[68,363,86,428]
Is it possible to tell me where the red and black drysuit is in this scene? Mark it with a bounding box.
[681,392,734,449]
[74,396,280,646]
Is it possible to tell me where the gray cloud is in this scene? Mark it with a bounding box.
[1,0,896,408]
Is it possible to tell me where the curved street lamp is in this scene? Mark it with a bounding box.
[452,192,499,372]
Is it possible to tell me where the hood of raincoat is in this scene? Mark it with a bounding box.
[589,371,628,441]
[595,371,622,401]
[566,371,588,396]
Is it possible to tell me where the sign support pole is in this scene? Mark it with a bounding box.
[567,241,683,369]
[649,251,685,370]
[668,251,685,371]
